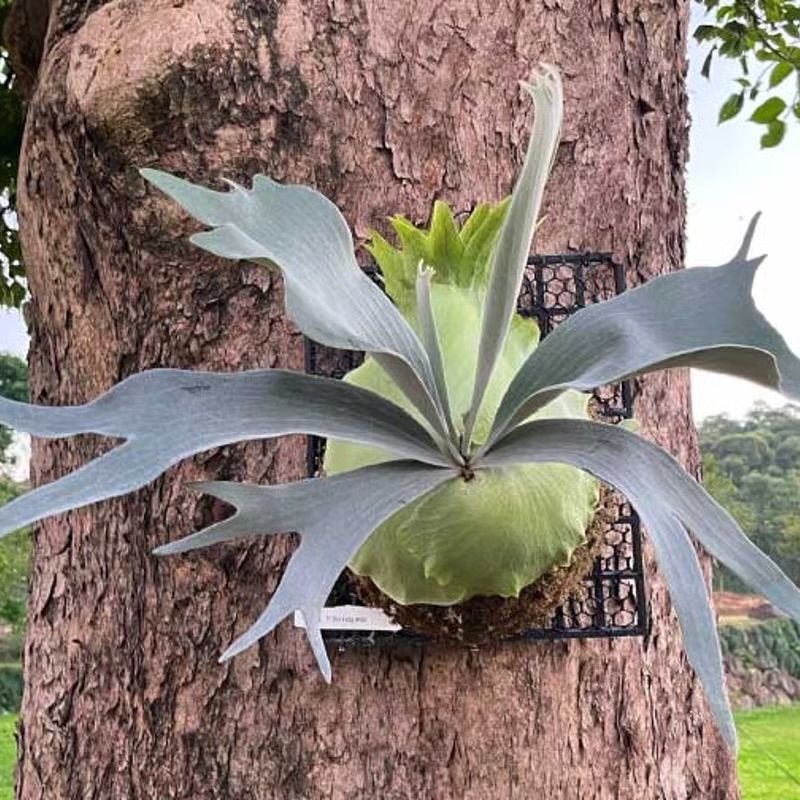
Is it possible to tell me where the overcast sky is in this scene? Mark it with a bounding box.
[1,12,798,425]
[685,8,800,420]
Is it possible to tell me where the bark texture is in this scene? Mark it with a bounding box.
[11,0,738,798]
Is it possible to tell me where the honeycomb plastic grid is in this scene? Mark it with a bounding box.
[305,253,648,643]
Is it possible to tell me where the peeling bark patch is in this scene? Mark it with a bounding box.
[66,0,236,144]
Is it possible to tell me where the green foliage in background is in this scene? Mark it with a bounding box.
[700,403,800,590]
[0,667,20,715]
[0,631,21,666]
[0,481,29,634]
[694,0,800,147]
[720,618,800,677]
[0,0,23,308]
[0,355,30,634]
[0,354,26,465]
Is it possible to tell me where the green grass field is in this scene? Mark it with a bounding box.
[0,714,16,800]
[0,706,797,797]
[736,705,800,799]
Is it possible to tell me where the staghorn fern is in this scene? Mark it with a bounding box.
[1,65,799,748]
[325,203,599,606]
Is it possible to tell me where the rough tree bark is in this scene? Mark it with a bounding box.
[9,0,739,798]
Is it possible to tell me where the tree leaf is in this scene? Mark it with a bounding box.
[156,461,455,679]
[701,47,716,79]
[722,20,747,37]
[694,24,720,42]
[484,419,800,748]
[768,61,793,87]
[718,91,744,122]
[140,169,451,444]
[485,215,800,449]
[760,119,786,147]
[754,47,779,62]
[750,96,787,123]
[463,65,563,447]
[0,369,450,537]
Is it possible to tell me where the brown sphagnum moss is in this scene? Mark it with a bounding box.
[351,488,616,643]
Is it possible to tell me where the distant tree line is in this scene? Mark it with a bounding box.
[0,350,25,464]
[700,402,800,590]
[0,351,27,633]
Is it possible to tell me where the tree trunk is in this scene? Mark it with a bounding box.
[11,1,738,797]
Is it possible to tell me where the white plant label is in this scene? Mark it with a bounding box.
[294,605,402,632]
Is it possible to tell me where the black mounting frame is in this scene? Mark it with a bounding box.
[304,252,649,645]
